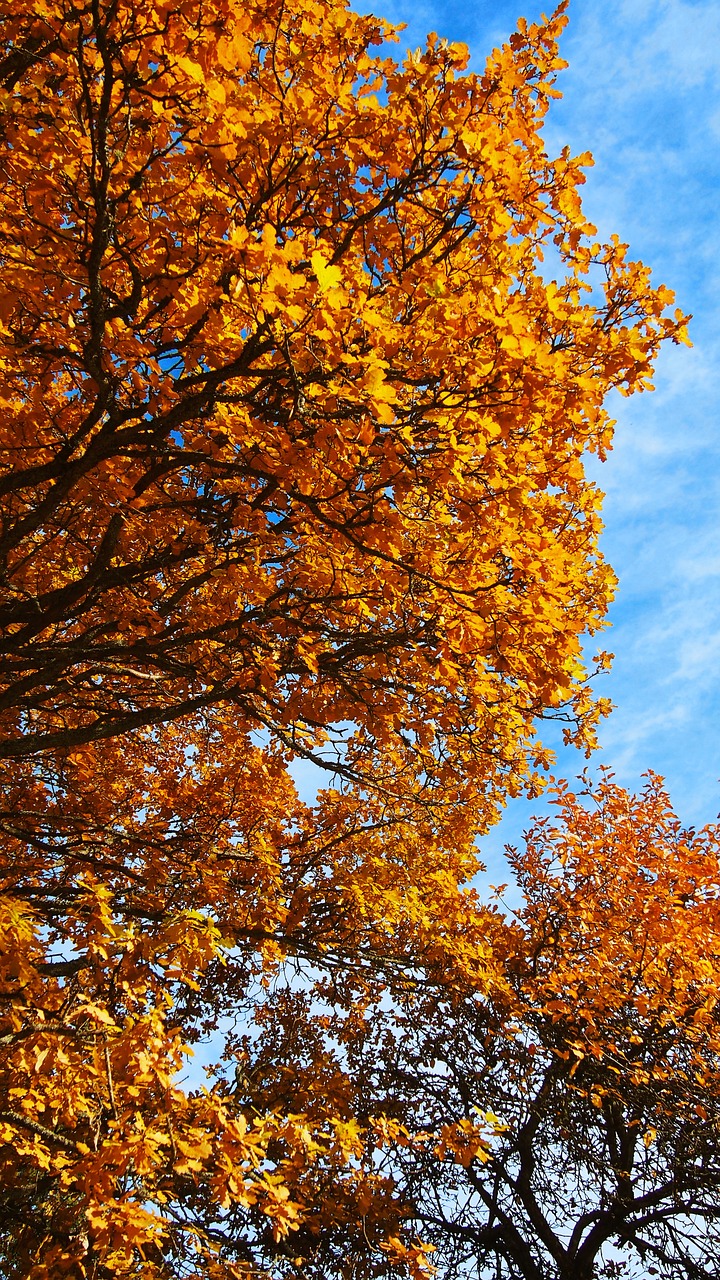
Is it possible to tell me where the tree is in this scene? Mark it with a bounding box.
[307,774,720,1279]
[0,0,686,1274]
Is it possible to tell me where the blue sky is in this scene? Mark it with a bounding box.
[364,0,720,875]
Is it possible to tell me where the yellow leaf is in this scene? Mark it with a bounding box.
[310,249,343,293]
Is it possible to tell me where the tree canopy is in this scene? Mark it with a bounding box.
[0,0,693,1277]
[311,773,720,1280]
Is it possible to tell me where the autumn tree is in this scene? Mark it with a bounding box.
[294,774,720,1279]
[0,0,687,1274]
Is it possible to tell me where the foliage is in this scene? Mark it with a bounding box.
[0,0,688,1274]
[302,774,720,1279]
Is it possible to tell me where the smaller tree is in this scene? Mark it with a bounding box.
[255,773,720,1279]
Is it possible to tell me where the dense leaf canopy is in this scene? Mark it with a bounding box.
[311,775,720,1280]
[0,0,692,1276]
